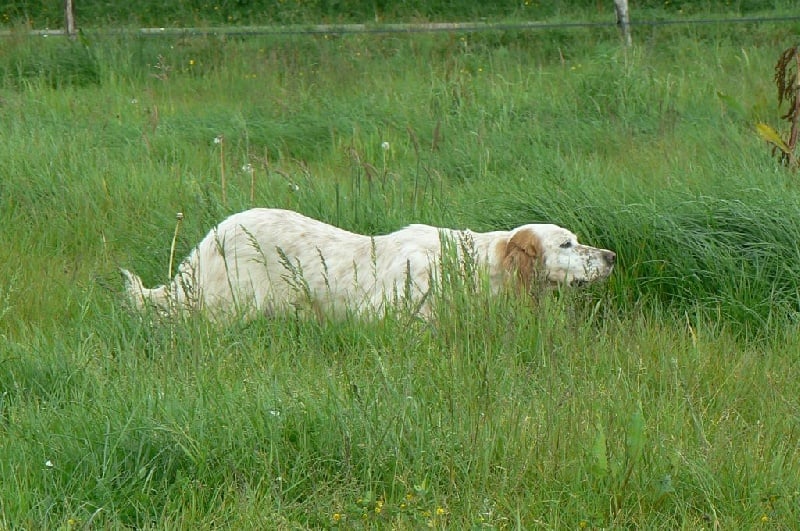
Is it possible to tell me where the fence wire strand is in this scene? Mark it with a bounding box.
[2,14,799,38]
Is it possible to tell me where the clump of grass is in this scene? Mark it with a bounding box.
[0,34,100,88]
[464,169,800,340]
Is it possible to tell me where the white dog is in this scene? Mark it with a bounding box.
[122,208,615,321]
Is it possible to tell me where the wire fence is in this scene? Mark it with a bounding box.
[1,14,799,38]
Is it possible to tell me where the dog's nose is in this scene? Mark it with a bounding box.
[604,251,616,266]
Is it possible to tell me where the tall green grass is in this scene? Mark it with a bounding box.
[3,293,799,527]
[1,15,800,528]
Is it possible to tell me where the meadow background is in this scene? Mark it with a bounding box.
[2,1,800,528]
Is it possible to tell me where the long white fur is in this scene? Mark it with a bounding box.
[122,208,615,321]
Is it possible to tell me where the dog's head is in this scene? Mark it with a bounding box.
[501,224,615,289]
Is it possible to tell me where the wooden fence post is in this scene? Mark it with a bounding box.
[65,0,76,38]
[613,0,632,46]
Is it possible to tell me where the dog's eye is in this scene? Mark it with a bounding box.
[559,241,573,249]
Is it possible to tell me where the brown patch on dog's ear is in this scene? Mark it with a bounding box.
[501,229,543,289]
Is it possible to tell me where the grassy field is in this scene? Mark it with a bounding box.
[2,10,800,529]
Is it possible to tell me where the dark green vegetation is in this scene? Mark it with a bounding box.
[1,0,796,27]
[1,3,799,528]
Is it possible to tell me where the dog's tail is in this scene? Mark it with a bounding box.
[120,268,171,313]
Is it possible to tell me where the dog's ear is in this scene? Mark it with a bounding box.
[501,229,543,289]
